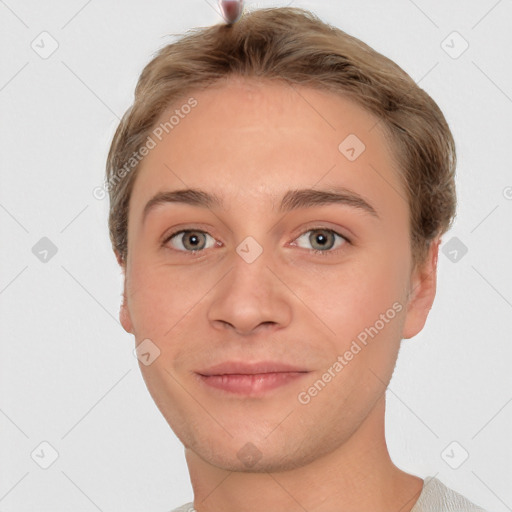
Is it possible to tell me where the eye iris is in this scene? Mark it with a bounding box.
[310,230,334,251]
[183,231,205,251]
[175,230,338,252]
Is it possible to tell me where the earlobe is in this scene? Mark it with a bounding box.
[120,295,134,334]
[119,278,134,334]
[115,250,134,334]
[401,238,441,340]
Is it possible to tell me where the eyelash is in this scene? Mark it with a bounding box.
[162,226,351,257]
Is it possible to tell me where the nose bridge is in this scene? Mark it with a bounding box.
[207,234,292,335]
[228,235,277,304]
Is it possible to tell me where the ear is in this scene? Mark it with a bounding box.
[115,250,134,335]
[402,237,441,340]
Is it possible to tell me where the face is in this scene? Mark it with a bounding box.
[119,77,438,472]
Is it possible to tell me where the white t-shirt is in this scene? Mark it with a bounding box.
[169,476,489,512]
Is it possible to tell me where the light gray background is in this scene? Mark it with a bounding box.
[1,0,511,511]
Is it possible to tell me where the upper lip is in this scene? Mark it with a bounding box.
[197,360,309,376]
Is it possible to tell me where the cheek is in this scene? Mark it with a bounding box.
[296,256,407,414]
[126,262,204,341]
[299,251,408,341]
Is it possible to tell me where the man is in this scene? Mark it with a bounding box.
[105,6,488,512]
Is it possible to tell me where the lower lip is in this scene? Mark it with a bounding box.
[197,372,308,395]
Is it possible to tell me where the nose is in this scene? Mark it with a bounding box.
[207,248,293,336]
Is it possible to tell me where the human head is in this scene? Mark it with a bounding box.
[104,6,457,477]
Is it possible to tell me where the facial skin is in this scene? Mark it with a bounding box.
[117,77,440,512]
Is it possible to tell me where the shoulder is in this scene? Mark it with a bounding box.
[169,503,195,512]
[411,476,489,512]
[170,479,490,512]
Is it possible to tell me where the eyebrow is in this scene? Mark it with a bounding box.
[141,186,379,223]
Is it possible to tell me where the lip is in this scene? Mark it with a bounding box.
[196,360,310,396]
[197,360,308,376]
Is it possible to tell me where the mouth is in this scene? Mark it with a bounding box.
[196,360,310,395]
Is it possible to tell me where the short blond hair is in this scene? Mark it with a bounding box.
[106,7,456,268]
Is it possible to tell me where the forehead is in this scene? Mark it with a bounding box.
[129,77,405,223]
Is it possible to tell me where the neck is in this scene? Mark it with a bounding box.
[184,395,424,512]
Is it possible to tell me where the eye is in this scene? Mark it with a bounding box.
[165,230,217,252]
[292,228,349,254]
[162,227,350,256]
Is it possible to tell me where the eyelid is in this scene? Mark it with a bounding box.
[162,225,352,258]
[288,227,350,256]
[291,223,352,245]
[161,221,353,257]
[162,226,349,244]
[163,229,218,253]
[160,223,219,244]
